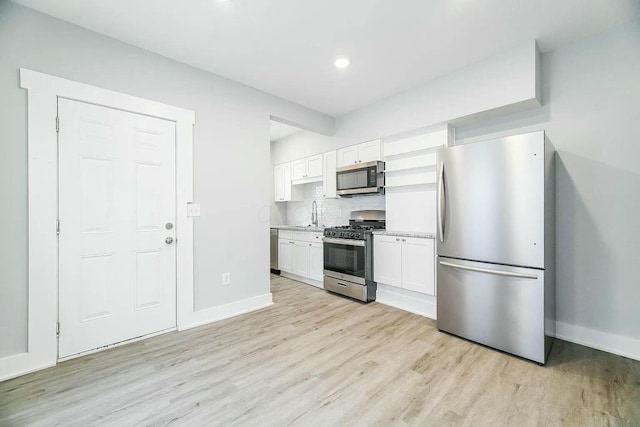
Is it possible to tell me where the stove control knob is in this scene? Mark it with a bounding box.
[350,232,355,238]
[355,233,361,239]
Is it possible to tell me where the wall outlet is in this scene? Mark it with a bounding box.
[222,272,231,286]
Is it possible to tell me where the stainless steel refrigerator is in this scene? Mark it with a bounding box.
[436,131,555,364]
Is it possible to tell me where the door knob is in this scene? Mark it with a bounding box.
[165,237,174,244]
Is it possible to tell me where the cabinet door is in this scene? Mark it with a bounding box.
[292,241,310,277]
[323,151,337,199]
[309,242,324,284]
[274,164,285,202]
[283,162,291,201]
[337,145,359,167]
[278,239,293,272]
[402,238,435,295]
[291,159,306,180]
[373,235,402,286]
[306,154,323,178]
[358,139,382,163]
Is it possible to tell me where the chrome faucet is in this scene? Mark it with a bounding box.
[311,200,318,227]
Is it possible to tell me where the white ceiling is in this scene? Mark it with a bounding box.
[13,0,640,116]
[270,120,301,142]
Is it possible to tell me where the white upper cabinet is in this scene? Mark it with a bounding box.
[306,154,323,178]
[337,139,382,167]
[323,150,337,199]
[357,139,383,163]
[337,145,359,167]
[291,159,306,181]
[273,162,292,202]
[291,154,324,181]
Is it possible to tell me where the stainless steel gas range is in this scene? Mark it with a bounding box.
[322,210,385,302]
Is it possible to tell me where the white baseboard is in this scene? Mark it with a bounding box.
[555,321,640,362]
[179,293,274,331]
[376,284,437,320]
[0,354,55,383]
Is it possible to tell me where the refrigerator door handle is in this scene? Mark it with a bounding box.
[439,261,538,280]
[438,163,445,242]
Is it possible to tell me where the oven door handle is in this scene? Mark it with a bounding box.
[322,237,366,247]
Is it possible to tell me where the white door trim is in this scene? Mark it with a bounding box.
[0,68,196,382]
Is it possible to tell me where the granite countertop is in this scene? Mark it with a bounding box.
[271,225,325,232]
[372,230,436,239]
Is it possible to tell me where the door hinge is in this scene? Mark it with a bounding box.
[56,219,60,235]
[56,322,60,338]
[56,116,59,132]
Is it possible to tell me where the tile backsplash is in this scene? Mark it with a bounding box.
[286,183,385,226]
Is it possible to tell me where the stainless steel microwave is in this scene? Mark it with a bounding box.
[336,161,385,196]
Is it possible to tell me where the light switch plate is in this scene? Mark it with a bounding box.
[187,203,201,217]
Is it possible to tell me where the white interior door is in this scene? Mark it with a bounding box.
[58,99,177,359]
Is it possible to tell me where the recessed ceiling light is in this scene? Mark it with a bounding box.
[334,57,351,69]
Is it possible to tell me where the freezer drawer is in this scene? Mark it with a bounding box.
[437,257,549,363]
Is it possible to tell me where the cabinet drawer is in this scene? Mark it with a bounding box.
[292,231,309,241]
[309,232,323,242]
[279,230,294,240]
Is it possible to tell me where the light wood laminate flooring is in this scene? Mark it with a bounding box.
[1,275,639,426]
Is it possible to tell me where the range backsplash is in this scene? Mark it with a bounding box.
[286,183,385,227]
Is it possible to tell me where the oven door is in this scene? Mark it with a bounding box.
[323,238,366,284]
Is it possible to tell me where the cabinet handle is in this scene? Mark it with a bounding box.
[396,238,400,241]
[402,239,406,242]
[289,241,295,244]
[309,243,312,246]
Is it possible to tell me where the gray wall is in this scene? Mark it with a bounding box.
[456,20,640,342]
[0,1,333,358]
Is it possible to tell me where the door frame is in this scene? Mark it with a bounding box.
[0,69,196,381]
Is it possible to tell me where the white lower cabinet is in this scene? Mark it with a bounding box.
[278,232,324,287]
[402,238,435,295]
[292,242,311,277]
[309,242,324,281]
[373,236,402,285]
[374,235,435,295]
[278,239,293,272]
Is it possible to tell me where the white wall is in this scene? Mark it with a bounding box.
[0,2,333,359]
[336,41,539,141]
[271,41,538,162]
[455,19,640,358]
